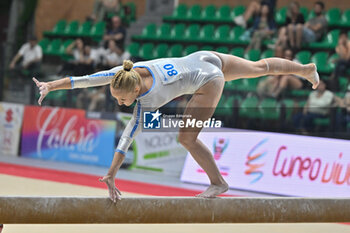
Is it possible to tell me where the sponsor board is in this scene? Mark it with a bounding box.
[21,106,116,166]
[181,130,350,197]
[0,102,24,156]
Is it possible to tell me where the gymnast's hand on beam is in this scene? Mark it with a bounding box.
[99,175,122,202]
[33,77,49,106]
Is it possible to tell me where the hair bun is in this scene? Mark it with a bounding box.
[123,60,133,71]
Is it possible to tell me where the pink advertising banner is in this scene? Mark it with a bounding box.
[181,130,350,197]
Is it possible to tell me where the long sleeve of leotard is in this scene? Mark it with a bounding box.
[115,101,142,154]
[69,66,122,89]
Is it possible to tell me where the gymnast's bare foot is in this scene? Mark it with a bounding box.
[303,63,320,89]
[196,183,229,198]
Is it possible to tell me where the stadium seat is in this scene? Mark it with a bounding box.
[314,117,330,129]
[300,7,309,20]
[63,20,79,37]
[38,38,50,53]
[216,5,231,22]
[308,29,340,49]
[156,23,171,40]
[139,43,154,60]
[137,23,156,40]
[216,46,229,54]
[328,53,339,70]
[244,49,261,61]
[231,5,246,18]
[164,3,187,21]
[295,51,311,64]
[307,10,315,21]
[260,49,274,59]
[230,47,244,57]
[90,21,106,41]
[127,42,140,57]
[168,44,183,57]
[224,80,235,91]
[229,26,246,44]
[201,45,214,51]
[43,20,66,37]
[184,24,200,41]
[281,99,295,120]
[46,39,62,56]
[76,21,92,37]
[311,52,331,73]
[201,5,216,21]
[340,9,350,27]
[214,24,230,43]
[259,98,280,120]
[290,89,311,98]
[339,77,349,92]
[186,4,202,21]
[275,7,287,25]
[153,43,169,58]
[199,24,215,42]
[326,8,341,27]
[59,39,74,56]
[170,23,186,41]
[183,45,199,55]
[239,96,259,118]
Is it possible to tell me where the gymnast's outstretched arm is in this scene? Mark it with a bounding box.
[32,66,122,105]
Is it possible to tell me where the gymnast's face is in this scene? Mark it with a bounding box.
[110,85,140,106]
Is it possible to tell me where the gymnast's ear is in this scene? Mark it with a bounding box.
[134,85,141,93]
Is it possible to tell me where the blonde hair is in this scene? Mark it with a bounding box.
[111,60,141,92]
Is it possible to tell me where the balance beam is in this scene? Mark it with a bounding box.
[1,197,350,223]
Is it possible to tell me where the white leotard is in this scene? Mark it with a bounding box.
[70,51,223,154]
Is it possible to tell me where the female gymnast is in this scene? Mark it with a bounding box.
[33,51,319,201]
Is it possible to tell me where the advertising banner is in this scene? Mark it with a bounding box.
[132,131,188,176]
[0,102,24,156]
[21,106,116,166]
[181,130,350,197]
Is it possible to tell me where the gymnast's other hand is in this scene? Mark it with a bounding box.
[99,175,122,202]
[33,77,50,106]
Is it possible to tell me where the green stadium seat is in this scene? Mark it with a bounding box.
[239,96,259,118]
[76,21,92,37]
[214,24,230,43]
[139,43,154,60]
[153,43,169,58]
[170,23,186,41]
[127,42,140,57]
[90,21,106,41]
[339,77,349,92]
[183,45,199,55]
[170,4,187,20]
[231,5,245,18]
[314,117,330,128]
[184,24,200,41]
[63,20,79,37]
[230,47,244,57]
[328,53,339,70]
[44,20,66,37]
[244,49,261,61]
[199,24,215,42]
[326,8,341,27]
[186,4,202,21]
[229,26,245,44]
[295,51,311,64]
[59,39,74,56]
[201,45,214,51]
[216,5,231,22]
[46,39,62,56]
[259,98,280,120]
[38,38,50,53]
[307,10,315,21]
[168,44,183,57]
[260,49,274,59]
[311,52,331,73]
[138,23,156,40]
[216,46,229,54]
[275,7,287,25]
[156,23,171,40]
[290,89,311,97]
[224,80,235,91]
[309,29,340,49]
[340,9,350,27]
[201,5,216,21]
[300,7,309,20]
